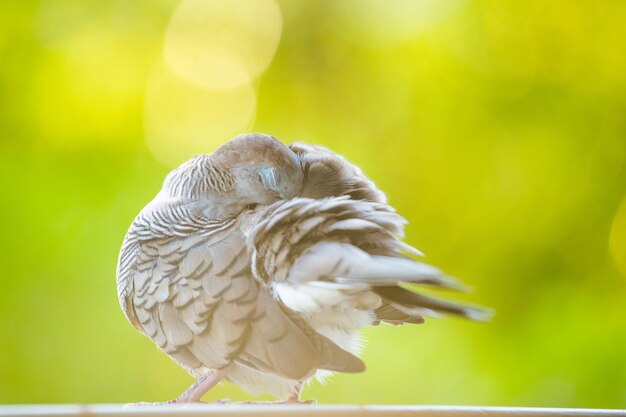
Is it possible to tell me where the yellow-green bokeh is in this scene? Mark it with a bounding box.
[1,0,626,408]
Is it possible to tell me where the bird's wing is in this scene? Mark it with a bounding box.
[116,203,363,380]
[289,142,387,203]
[244,197,490,325]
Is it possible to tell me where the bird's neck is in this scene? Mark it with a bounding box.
[149,190,251,221]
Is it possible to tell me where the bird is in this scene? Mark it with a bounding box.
[116,133,488,404]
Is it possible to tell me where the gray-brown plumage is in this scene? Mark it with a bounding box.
[117,133,487,404]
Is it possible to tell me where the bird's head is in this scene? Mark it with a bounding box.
[161,133,303,216]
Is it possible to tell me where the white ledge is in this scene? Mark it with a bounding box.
[0,405,624,417]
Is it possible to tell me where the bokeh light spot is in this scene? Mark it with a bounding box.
[164,0,282,89]
[144,62,256,167]
[333,0,465,45]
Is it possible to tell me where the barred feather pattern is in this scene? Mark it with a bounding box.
[116,204,227,331]
[243,196,486,360]
[290,142,387,204]
[116,201,365,398]
[247,197,409,285]
[164,154,236,199]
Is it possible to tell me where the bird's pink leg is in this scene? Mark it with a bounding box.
[287,382,304,403]
[174,367,230,403]
[287,382,315,404]
[126,367,231,406]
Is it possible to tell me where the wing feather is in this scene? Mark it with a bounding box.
[116,202,363,381]
[245,197,485,327]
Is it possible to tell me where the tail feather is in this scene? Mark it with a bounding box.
[374,303,425,326]
[375,286,492,322]
[294,242,454,287]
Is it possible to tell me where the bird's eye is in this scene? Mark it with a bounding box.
[259,167,280,192]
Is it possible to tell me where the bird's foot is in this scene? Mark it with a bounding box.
[124,367,233,407]
[288,399,316,405]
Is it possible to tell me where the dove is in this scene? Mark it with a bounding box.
[116,133,488,404]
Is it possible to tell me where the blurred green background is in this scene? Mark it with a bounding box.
[1,0,626,408]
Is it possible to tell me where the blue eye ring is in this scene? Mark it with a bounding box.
[259,166,280,191]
